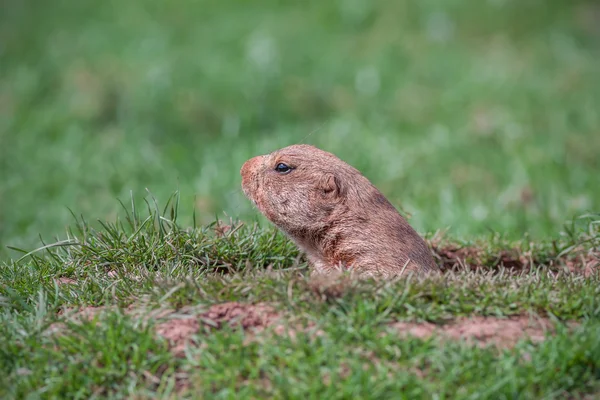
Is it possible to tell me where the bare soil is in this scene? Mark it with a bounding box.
[155,302,280,355]
[52,302,582,355]
[390,315,577,349]
[55,277,77,285]
[153,302,577,355]
[432,243,599,275]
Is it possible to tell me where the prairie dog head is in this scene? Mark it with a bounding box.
[240,144,366,233]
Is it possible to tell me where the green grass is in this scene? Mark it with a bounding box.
[1,0,600,255]
[2,0,600,397]
[3,309,600,398]
[1,195,599,398]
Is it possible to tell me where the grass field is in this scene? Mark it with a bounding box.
[1,0,600,398]
[1,197,599,398]
[1,0,599,250]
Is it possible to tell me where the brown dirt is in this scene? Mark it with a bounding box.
[565,256,600,278]
[432,245,529,272]
[155,302,280,355]
[55,277,77,286]
[212,220,234,237]
[199,302,280,330]
[155,317,201,356]
[57,305,107,320]
[390,315,577,349]
[49,302,583,372]
[431,242,599,275]
[48,306,110,336]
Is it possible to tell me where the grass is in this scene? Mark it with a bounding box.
[1,194,598,398]
[1,0,600,397]
[1,0,600,255]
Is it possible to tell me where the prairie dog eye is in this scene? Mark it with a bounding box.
[274,163,293,174]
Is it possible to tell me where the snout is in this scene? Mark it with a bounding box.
[240,156,262,182]
[240,155,264,199]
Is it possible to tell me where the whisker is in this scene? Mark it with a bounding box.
[299,121,328,145]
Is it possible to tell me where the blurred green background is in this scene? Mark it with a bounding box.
[1,0,599,255]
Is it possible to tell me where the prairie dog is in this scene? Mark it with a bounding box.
[240,144,437,277]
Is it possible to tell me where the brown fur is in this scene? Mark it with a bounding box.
[240,144,438,278]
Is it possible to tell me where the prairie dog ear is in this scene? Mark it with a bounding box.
[319,173,344,198]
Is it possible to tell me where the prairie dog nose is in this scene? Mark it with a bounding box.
[240,156,265,194]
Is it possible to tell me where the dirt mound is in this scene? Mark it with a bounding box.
[155,318,201,356]
[433,245,529,272]
[432,243,599,275]
[390,315,576,349]
[200,302,279,330]
[155,302,280,355]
